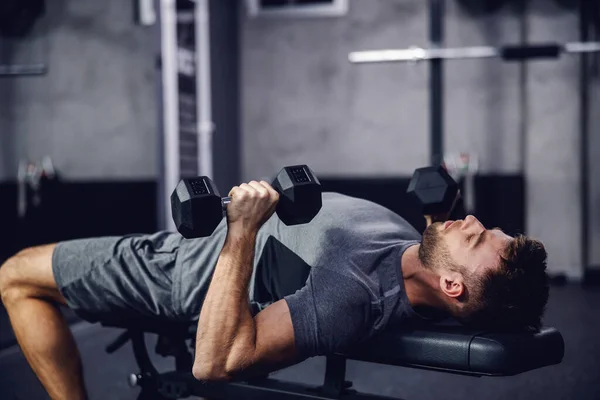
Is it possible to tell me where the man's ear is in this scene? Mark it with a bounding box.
[439,273,464,298]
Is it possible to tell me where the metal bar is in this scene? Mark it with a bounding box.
[349,42,600,64]
[579,0,590,277]
[130,330,159,376]
[429,0,444,165]
[321,355,348,397]
[160,0,180,233]
[517,0,529,231]
[158,372,405,400]
[196,0,214,178]
[155,0,167,231]
[349,46,498,63]
[565,41,600,54]
[0,64,47,76]
[105,331,131,354]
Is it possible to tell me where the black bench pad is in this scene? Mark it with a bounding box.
[344,325,564,376]
[102,320,564,376]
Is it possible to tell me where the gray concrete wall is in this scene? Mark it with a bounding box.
[444,1,524,174]
[241,0,586,279]
[241,0,527,178]
[525,1,581,279]
[0,0,157,182]
[242,0,429,179]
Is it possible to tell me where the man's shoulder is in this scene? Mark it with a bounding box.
[320,192,421,238]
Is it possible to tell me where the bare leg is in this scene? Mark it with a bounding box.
[0,244,88,400]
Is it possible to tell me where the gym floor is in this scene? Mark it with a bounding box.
[1,283,598,400]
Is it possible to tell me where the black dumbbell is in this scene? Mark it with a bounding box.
[407,165,459,216]
[171,165,323,238]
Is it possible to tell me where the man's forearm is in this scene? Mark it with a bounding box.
[193,231,257,380]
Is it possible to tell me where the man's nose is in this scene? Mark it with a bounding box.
[463,215,483,229]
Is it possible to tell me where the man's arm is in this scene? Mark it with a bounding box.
[192,180,298,381]
[192,232,298,381]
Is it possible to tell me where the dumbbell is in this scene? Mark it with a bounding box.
[171,165,323,238]
[406,165,460,216]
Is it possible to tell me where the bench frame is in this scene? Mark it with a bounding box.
[104,323,496,400]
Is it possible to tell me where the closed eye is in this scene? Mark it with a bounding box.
[469,228,503,248]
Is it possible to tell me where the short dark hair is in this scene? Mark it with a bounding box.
[461,235,549,332]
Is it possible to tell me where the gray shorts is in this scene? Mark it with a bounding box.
[52,231,184,324]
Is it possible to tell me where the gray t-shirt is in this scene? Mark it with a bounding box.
[173,192,422,359]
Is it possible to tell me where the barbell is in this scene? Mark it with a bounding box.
[349,42,600,64]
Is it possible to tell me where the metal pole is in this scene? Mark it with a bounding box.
[160,0,180,233]
[518,0,529,233]
[0,64,47,76]
[430,0,444,165]
[196,0,214,179]
[155,0,166,231]
[580,0,590,277]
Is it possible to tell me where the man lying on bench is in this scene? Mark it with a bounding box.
[0,173,552,400]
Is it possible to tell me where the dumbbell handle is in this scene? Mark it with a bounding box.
[221,197,232,208]
[220,191,279,209]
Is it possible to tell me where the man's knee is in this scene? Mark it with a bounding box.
[0,244,61,306]
[0,254,25,304]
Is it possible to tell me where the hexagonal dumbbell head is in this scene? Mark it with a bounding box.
[407,165,459,216]
[272,165,323,225]
[171,176,224,238]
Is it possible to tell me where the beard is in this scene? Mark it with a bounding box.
[419,222,452,271]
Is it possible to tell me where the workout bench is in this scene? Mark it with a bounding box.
[103,318,564,400]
